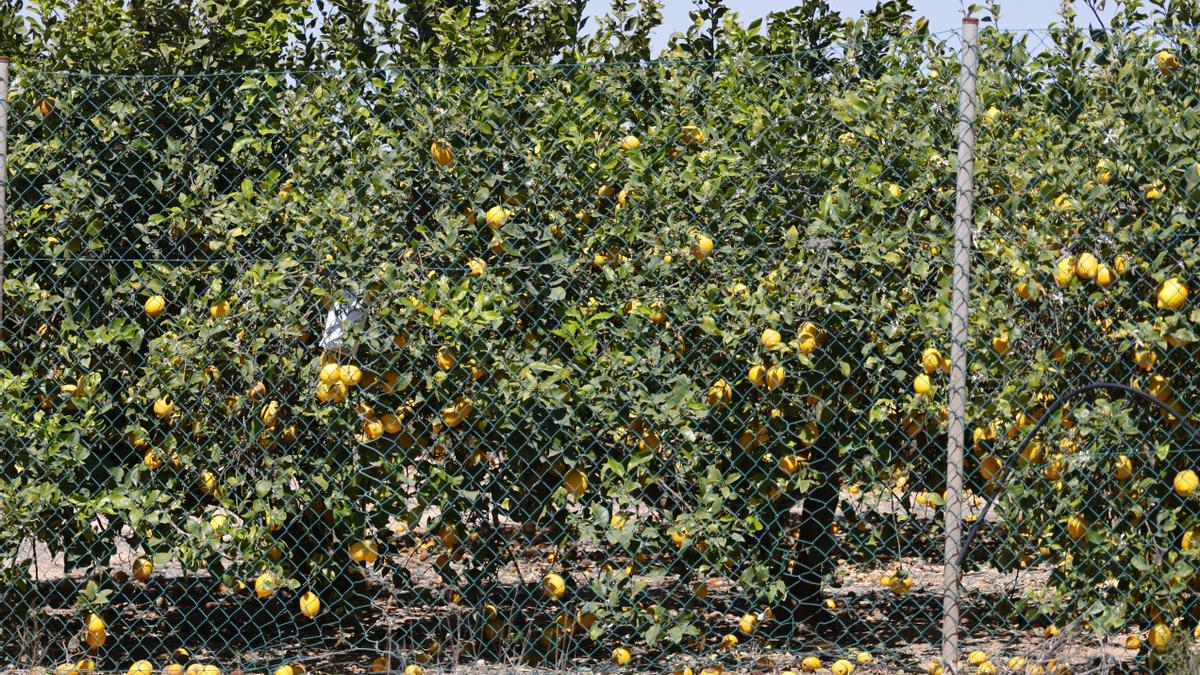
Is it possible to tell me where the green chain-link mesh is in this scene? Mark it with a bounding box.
[2,25,1199,675]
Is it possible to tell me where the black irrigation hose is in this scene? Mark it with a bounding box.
[957,381,1200,569]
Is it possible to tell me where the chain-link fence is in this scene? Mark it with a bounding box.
[1,21,1198,675]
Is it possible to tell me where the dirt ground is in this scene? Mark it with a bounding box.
[0,490,1158,674]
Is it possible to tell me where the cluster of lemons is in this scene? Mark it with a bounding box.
[923,625,1187,675]
[431,131,712,273]
[913,346,949,395]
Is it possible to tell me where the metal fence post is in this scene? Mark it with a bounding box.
[0,56,8,335]
[942,18,978,674]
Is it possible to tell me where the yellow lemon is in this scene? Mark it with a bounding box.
[801,657,822,672]
[1135,348,1157,371]
[1148,622,1171,652]
[921,347,943,374]
[210,300,230,318]
[83,627,105,649]
[369,657,390,673]
[967,651,989,666]
[1125,634,1141,650]
[319,363,340,385]
[127,664,155,675]
[693,235,714,260]
[144,295,166,317]
[436,347,456,371]
[466,257,486,277]
[260,400,279,425]
[680,125,705,146]
[738,613,758,634]
[779,455,802,475]
[1114,455,1133,481]
[706,379,732,405]
[1175,469,1198,497]
[336,364,362,386]
[163,665,185,675]
[361,419,384,441]
[153,397,175,418]
[405,667,424,675]
[209,513,228,533]
[856,652,874,663]
[720,633,738,648]
[1075,252,1099,280]
[1066,516,1086,540]
[1096,264,1115,288]
[132,557,153,583]
[255,572,278,599]
[761,328,782,350]
[992,333,1010,355]
[612,647,632,666]
[977,663,997,675]
[430,139,454,166]
[76,659,96,673]
[349,540,379,564]
[143,449,164,470]
[1157,50,1181,74]
[543,572,567,600]
[748,364,766,387]
[299,591,320,618]
[913,373,932,395]
[485,205,510,229]
[764,364,785,390]
[1053,257,1075,288]
[199,470,218,494]
[1158,277,1189,310]
[86,612,105,635]
[887,183,902,199]
[620,135,641,151]
[830,660,855,675]
[563,469,588,497]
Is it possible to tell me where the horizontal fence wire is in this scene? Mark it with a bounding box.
[0,23,1199,675]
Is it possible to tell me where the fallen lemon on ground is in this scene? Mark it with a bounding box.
[1148,622,1171,652]
[830,659,855,675]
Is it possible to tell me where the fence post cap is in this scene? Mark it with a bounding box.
[0,56,10,63]
[962,18,980,25]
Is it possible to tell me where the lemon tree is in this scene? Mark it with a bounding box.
[4,0,1200,671]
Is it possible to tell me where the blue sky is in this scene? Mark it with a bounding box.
[585,0,1120,51]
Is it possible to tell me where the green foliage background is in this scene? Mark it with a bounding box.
[3,0,1200,671]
